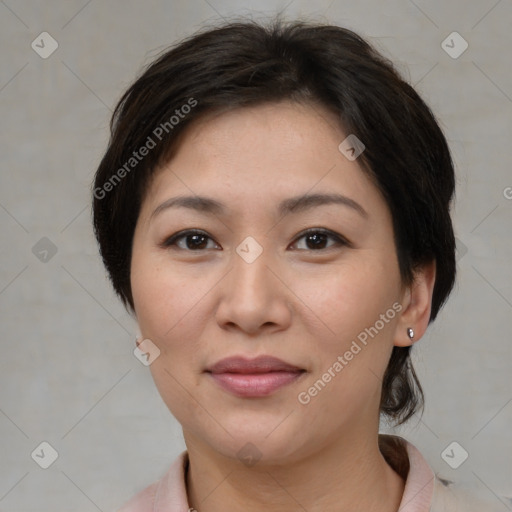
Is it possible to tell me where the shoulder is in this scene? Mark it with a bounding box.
[431,476,508,512]
[380,435,507,512]
[116,450,190,512]
[116,481,158,512]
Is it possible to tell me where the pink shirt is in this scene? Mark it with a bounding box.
[117,435,503,511]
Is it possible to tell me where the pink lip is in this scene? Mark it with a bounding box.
[206,356,305,398]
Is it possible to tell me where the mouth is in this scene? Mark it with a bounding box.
[205,355,306,398]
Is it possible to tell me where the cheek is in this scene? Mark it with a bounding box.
[292,259,401,408]
[292,259,400,343]
[131,254,202,340]
[131,253,208,353]
[131,257,213,419]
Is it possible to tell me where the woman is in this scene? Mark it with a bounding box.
[92,18,500,512]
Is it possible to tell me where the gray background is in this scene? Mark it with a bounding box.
[0,0,511,511]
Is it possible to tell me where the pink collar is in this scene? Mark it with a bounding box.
[150,436,435,511]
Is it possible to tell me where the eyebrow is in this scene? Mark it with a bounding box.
[151,192,368,220]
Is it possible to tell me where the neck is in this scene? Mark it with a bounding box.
[185,431,405,512]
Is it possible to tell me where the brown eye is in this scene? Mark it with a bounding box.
[291,229,349,251]
[162,230,220,251]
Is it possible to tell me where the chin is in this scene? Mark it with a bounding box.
[188,419,313,467]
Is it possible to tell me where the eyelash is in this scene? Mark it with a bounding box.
[161,228,350,252]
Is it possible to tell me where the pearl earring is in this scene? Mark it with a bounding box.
[407,327,414,340]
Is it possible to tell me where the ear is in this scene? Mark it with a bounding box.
[394,260,436,347]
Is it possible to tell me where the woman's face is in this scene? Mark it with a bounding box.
[131,101,409,463]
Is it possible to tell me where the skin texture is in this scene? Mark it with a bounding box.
[130,101,436,512]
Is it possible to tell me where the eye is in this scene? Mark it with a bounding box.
[161,228,349,252]
[162,229,220,251]
[290,228,349,251]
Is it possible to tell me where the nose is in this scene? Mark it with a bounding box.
[214,245,292,335]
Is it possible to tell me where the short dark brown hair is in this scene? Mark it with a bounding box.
[92,17,456,425]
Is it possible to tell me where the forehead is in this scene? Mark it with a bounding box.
[172,101,344,164]
[141,101,385,220]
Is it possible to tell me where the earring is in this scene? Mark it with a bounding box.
[407,327,414,340]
